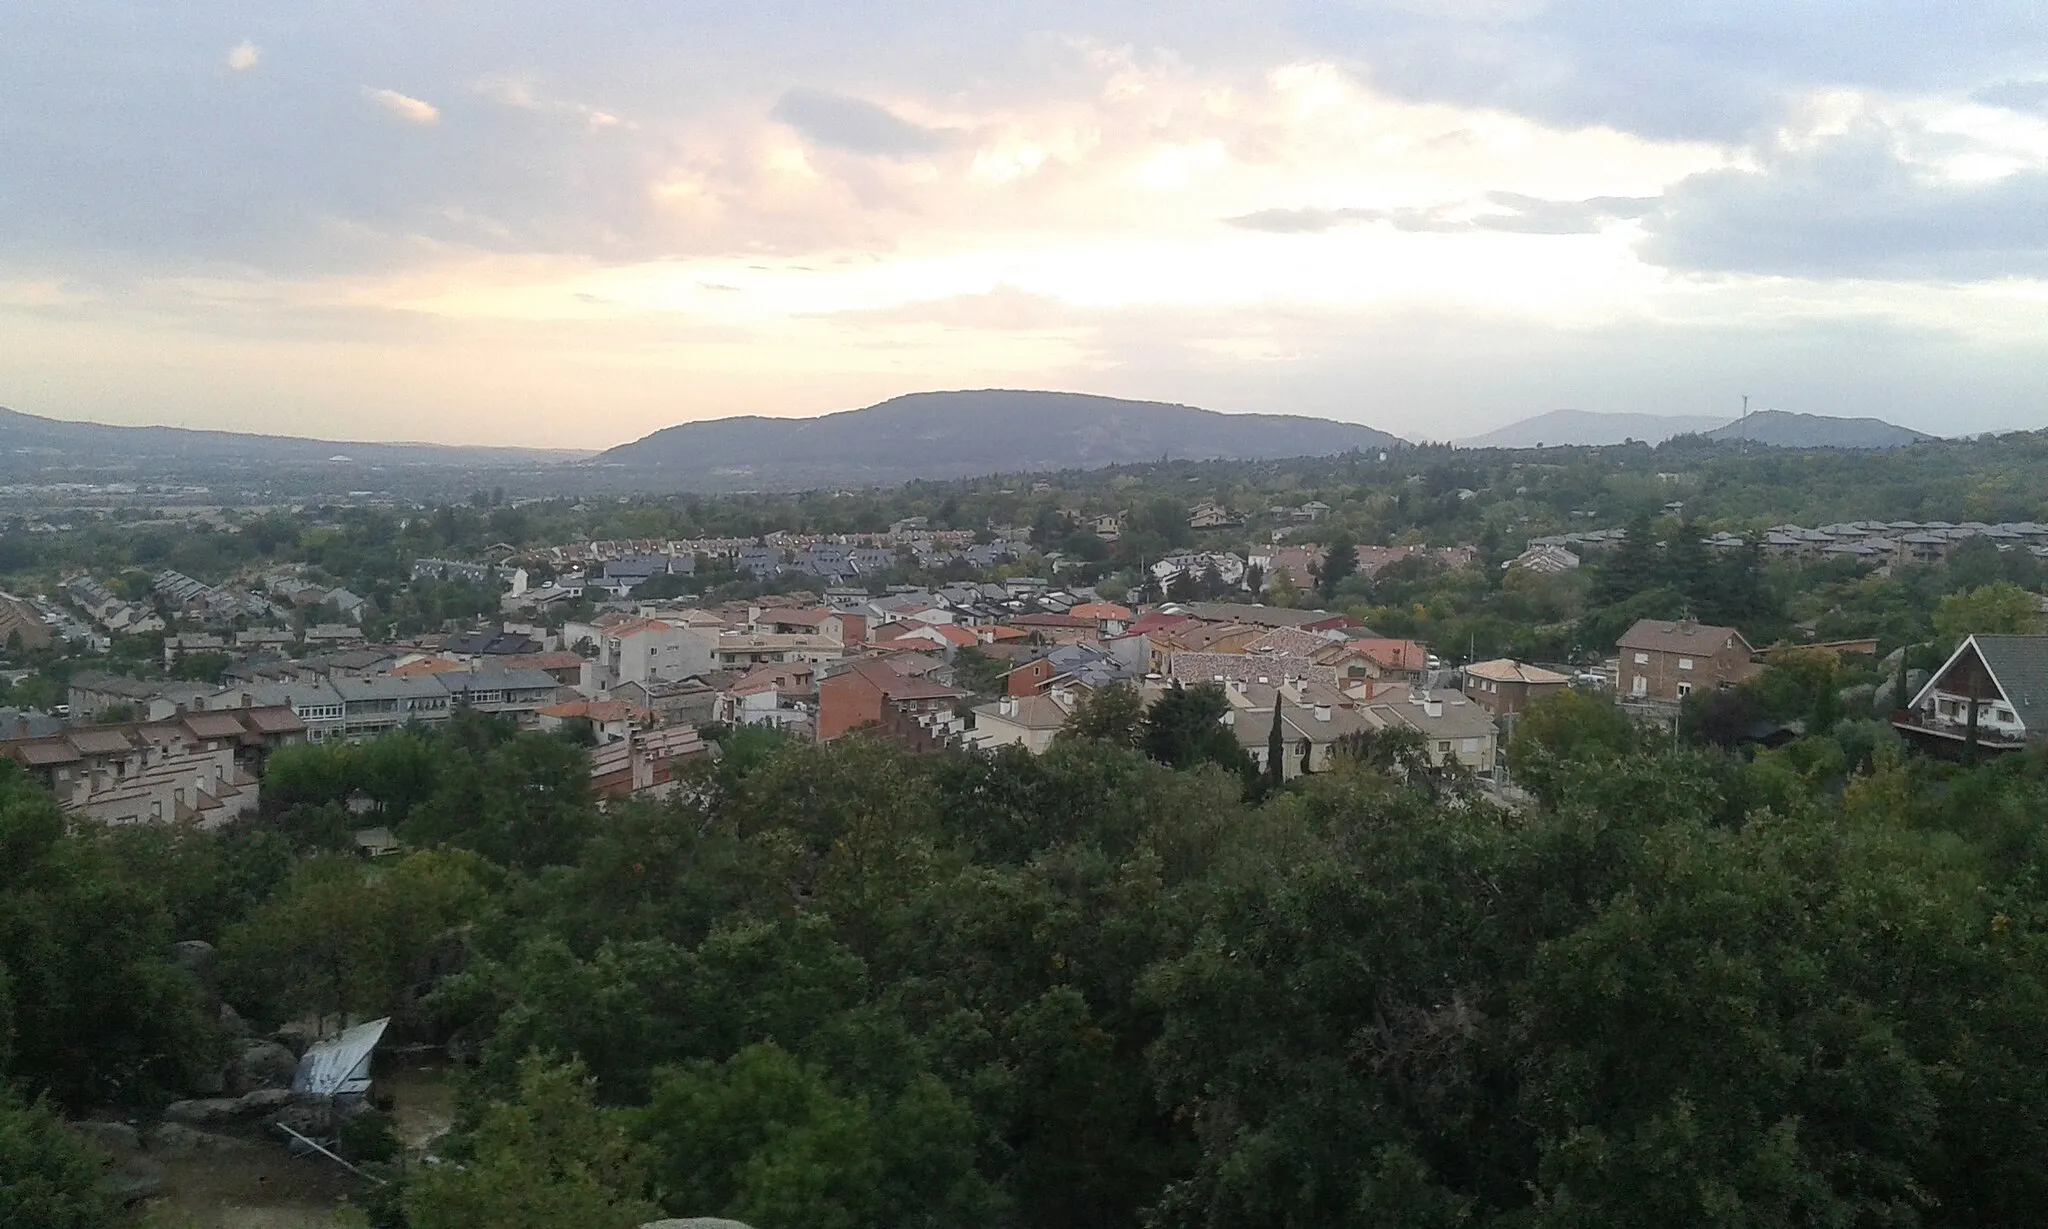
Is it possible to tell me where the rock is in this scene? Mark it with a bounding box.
[162,1097,244,1126]
[188,1067,227,1097]
[236,1088,297,1116]
[169,939,216,978]
[270,1096,335,1138]
[99,1157,167,1205]
[69,1120,141,1154]
[228,1040,299,1094]
[273,1021,320,1057]
[219,1002,253,1038]
[146,1122,253,1157]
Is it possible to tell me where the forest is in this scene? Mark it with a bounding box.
[7,676,2048,1227]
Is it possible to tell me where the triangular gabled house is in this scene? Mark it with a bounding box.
[1894,634,2048,754]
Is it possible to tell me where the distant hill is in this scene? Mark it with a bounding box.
[1456,410,1733,448]
[0,406,589,472]
[1699,410,1935,450]
[590,390,1406,488]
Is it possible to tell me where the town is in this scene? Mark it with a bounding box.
[8,473,2046,831]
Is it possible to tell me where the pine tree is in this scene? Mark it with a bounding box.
[1265,701,1285,793]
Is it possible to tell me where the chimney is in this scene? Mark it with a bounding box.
[1221,710,1236,727]
[1313,705,1331,722]
[1425,698,1443,718]
[999,696,1017,717]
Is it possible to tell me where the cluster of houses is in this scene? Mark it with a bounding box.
[64,575,168,636]
[58,567,368,647]
[1524,519,2048,572]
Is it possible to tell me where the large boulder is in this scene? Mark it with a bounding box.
[162,1097,245,1126]
[218,1002,254,1038]
[273,1021,320,1057]
[236,1088,298,1117]
[228,1039,300,1094]
[146,1122,253,1157]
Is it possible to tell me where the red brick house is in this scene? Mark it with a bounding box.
[1616,619,1759,704]
[817,658,968,742]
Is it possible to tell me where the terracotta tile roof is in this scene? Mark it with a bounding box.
[1464,658,1571,685]
[181,712,249,739]
[1010,613,1095,629]
[1617,619,1752,656]
[842,658,966,702]
[506,651,587,671]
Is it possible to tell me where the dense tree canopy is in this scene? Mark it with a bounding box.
[9,669,2048,1227]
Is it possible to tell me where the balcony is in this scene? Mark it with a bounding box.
[1889,708,2031,750]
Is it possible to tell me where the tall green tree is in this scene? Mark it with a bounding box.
[406,1058,657,1229]
[1263,701,1285,794]
[1314,531,1358,605]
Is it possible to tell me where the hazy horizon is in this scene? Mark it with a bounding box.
[5,4,2047,447]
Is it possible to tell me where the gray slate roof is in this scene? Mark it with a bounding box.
[1970,635,2048,728]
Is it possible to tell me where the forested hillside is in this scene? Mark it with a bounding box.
[8,692,2048,1228]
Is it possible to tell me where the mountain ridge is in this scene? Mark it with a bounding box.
[0,406,591,469]
[1698,410,1934,449]
[1456,409,1732,448]
[590,389,1407,487]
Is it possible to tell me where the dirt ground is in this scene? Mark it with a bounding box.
[139,1053,452,1228]
[149,1144,364,1229]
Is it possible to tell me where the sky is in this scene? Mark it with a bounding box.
[3,2,2047,447]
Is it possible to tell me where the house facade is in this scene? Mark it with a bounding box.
[1615,619,1758,705]
[1894,634,2048,754]
[817,659,966,742]
[2,707,305,827]
[1462,659,1572,719]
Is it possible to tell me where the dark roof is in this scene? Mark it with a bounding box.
[1185,602,1343,628]
[1965,635,2048,728]
[443,631,545,656]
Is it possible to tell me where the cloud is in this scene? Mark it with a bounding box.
[364,87,440,126]
[474,77,625,130]
[226,41,259,72]
[769,88,955,157]
[1224,206,1382,234]
[1640,125,2048,280]
[1479,193,1658,233]
[1974,80,2048,113]
[1291,1,2048,141]
[1226,194,1656,235]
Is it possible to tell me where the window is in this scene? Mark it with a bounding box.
[1631,675,1647,697]
[1678,658,1693,671]
[1676,682,1693,698]
[1633,652,1648,665]
[1437,741,1452,755]
[150,800,162,821]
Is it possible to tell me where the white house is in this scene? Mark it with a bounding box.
[1895,633,2048,753]
[971,691,1076,754]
